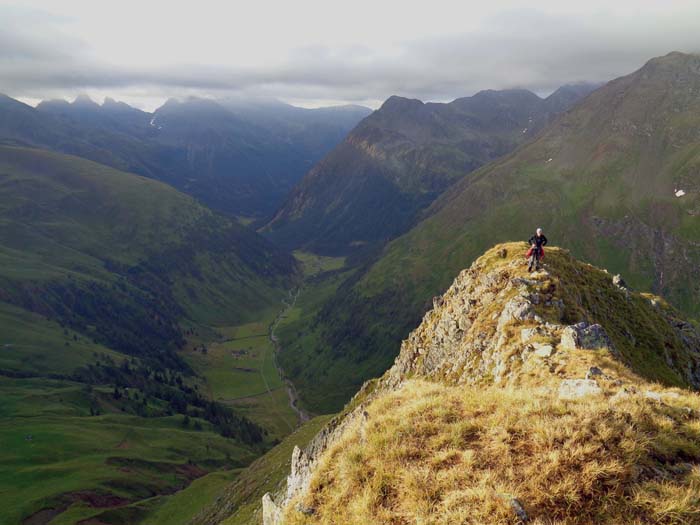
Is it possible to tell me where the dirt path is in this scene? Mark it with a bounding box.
[269,288,311,425]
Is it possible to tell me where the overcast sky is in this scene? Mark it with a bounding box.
[2,0,700,110]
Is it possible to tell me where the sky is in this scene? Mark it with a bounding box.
[2,0,700,110]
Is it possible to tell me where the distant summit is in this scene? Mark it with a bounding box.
[0,93,370,218]
[264,84,596,255]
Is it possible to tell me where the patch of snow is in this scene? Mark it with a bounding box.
[149,117,163,130]
[675,189,686,197]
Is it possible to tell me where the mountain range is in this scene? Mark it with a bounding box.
[4,48,700,525]
[263,83,597,255]
[277,52,700,413]
[0,94,370,219]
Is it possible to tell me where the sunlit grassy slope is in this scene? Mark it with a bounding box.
[288,381,700,525]
[281,243,700,524]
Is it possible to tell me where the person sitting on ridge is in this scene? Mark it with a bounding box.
[527,228,548,272]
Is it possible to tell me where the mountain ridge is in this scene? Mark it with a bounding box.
[263,243,700,524]
[0,94,371,219]
[263,83,598,255]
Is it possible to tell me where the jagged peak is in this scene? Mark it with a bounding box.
[72,93,99,107]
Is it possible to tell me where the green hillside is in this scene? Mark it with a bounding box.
[279,52,700,412]
[0,145,300,523]
[0,146,297,353]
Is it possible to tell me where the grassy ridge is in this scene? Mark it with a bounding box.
[283,243,700,524]
[286,381,700,524]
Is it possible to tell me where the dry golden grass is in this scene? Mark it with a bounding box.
[286,380,700,525]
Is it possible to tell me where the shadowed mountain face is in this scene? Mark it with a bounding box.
[263,84,597,255]
[279,52,700,412]
[0,145,298,367]
[0,95,371,219]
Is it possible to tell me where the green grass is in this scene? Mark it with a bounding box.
[0,307,301,524]
[140,470,242,525]
[183,316,298,440]
[0,301,123,376]
[292,251,346,277]
[0,379,259,525]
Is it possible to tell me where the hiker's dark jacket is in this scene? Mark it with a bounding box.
[528,234,548,250]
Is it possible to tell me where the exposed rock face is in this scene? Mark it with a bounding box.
[559,379,603,400]
[560,322,616,353]
[262,395,372,523]
[262,493,283,525]
[264,244,700,524]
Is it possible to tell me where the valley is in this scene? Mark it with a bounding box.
[2,14,700,521]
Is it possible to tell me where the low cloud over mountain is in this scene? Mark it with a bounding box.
[3,2,700,108]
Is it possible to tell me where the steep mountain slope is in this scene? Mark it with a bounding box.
[0,145,298,360]
[1,95,370,219]
[147,98,369,218]
[0,145,300,524]
[263,85,596,254]
[265,244,700,524]
[280,52,700,412]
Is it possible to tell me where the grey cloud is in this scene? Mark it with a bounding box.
[2,5,700,105]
